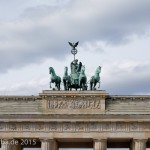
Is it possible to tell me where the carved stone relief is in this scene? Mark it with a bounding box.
[0,122,150,133]
[47,96,102,110]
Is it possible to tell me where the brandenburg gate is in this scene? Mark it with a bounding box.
[0,90,150,150]
[0,42,150,150]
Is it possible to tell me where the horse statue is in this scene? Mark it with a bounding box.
[63,66,71,90]
[90,66,101,90]
[79,65,87,90]
[49,67,61,90]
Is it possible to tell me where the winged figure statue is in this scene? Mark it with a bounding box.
[68,41,79,49]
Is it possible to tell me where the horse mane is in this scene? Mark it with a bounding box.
[64,67,68,75]
[50,67,56,75]
[95,66,101,74]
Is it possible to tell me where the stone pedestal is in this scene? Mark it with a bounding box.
[130,139,147,150]
[94,139,107,150]
[41,139,57,150]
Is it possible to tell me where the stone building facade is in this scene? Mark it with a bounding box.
[0,90,150,150]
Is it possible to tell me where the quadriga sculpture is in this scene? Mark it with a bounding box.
[90,66,101,90]
[49,67,61,90]
[63,65,87,91]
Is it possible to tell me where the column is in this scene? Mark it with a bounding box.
[12,144,22,150]
[1,139,12,150]
[41,139,57,150]
[94,139,107,150]
[130,139,147,150]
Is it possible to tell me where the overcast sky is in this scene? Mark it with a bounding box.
[0,0,150,95]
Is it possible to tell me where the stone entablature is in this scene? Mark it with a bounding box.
[0,96,40,101]
[0,90,150,150]
[0,90,107,115]
[106,95,150,114]
[0,90,150,114]
[0,122,150,133]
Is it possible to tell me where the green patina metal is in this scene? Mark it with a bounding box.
[49,67,61,90]
[49,41,101,91]
[67,41,87,90]
[63,66,71,91]
[90,66,101,90]
[68,41,79,60]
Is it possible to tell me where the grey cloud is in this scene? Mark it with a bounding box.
[0,0,150,73]
[101,63,150,95]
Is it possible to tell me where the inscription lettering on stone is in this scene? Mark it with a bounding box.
[47,97,101,109]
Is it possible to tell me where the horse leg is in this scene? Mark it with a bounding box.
[66,82,68,91]
[83,78,87,91]
[75,84,78,91]
[90,82,93,90]
[79,79,82,91]
[66,82,69,91]
[81,78,85,91]
[56,83,60,91]
[98,81,100,88]
[50,81,52,88]
[81,79,84,91]
[94,81,97,90]
[80,82,82,91]
[63,79,66,90]
[68,80,71,91]
[58,82,61,91]
[55,81,59,90]
[55,82,57,90]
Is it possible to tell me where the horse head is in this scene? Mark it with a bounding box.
[64,66,68,76]
[95,66,101,74]
[64,66,68,72]
[49,67,54,74]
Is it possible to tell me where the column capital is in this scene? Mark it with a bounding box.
[133,138,148,142]
[40,138,56,142]
[131,138,147,150]
[41,138,58,150]
[93,139,107,142]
